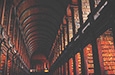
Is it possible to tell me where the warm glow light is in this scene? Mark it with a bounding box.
[44,68,49,72]
[44,69,49,72]
[30,69,36,72]
[30,69,33,72]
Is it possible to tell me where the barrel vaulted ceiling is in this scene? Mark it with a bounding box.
[13,0,70,60]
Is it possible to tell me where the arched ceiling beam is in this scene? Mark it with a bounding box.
[20,13,60,28]
[23,20,57,35]
[16,0,64,17]
[19,6,61,21]
[22,18,57,30]
[26,34,52,46]
[24,28,55,43]
[27,37,52,48]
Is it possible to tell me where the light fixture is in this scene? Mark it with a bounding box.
[44,68,49,73]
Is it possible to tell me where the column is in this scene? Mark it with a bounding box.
[70,6,75,35]
[80,49,87,75]
[11,52,17,75]
[78,0,87,74]
[89,0,102,74]
[111,17,115,47]
[4,47,11,75]
[72,56,76,75]
[92,39,102,75]
[0,38,2,75]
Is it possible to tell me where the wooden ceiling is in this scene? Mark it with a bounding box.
[13,0,70,61]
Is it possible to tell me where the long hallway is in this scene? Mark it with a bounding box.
[0,0,115,75]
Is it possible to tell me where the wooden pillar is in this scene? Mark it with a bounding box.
[0,0,6,26]
[92,40,101,75]
[11,52,17,75]
[111,12,115,48]
[70,6,76,35]
[78,0,83,25]
[4,47,11,75]
[80,49,87,75]
[77,0,87,75]
[16,58,19,75]
[89,0,102,75]
[11,55,14,75]
[72,56,76,75]
[62,25,65,49]
[0,26,3,66]
[66,17,70,44]
[63,63,66,75]
[0,38,2,74]
[70,3,78,74]
[0,0,4,23]
[89,0,95,12]
[67,61,70,75]
[7,5,13,36]
[0,5,8,68]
